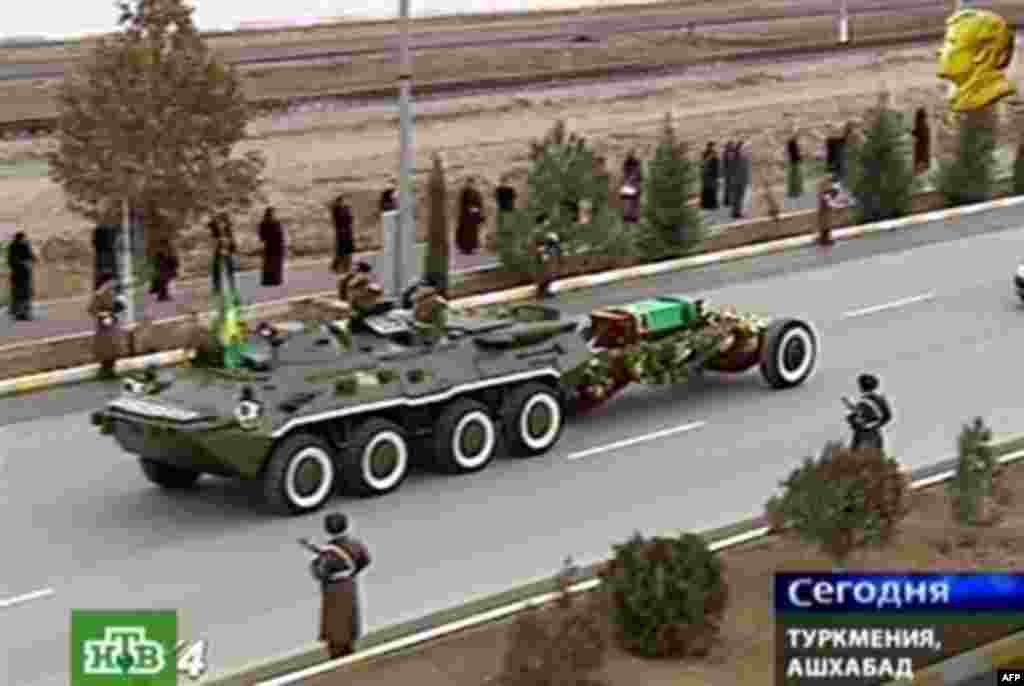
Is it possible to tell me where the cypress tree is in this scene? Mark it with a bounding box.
[424,153,450,294]
[847,95,914,223]
[636,113,702,259]
[937,111,998,207]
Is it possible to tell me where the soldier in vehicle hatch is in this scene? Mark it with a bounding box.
[844,373,893,451]
[338,261,382,315]
[301,513,372,659]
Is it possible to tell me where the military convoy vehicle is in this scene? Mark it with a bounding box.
[91,295,818,515]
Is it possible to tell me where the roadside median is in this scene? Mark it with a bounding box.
[1,186,1022,397]
[200,432,1024,685]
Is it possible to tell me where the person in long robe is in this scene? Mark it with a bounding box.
[786,134,804,198]
[7,232,35,320]
[622,149,642,188]
[700,142,720,210]
[378,178,397,215]
[149,240,178,302]
[912,107,931,175]
[258,206,285,287]
[331,194,355,274]
[314,513,372,659]
[455,177,485,255]
[210,215,238,296]
[722,141,736,207]
[731,141,752,219]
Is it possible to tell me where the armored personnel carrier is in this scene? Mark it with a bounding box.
[92,295,819,516]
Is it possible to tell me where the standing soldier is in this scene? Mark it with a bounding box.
[531,215,562,299]
[88,272,125,379]
[331,194,355,274]
[301,513,372,659]
[844,373,893,451]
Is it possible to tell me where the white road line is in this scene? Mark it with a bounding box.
[0,587,54,610]
[841,292,936,319]
[567,421,706,461]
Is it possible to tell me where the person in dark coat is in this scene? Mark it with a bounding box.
[149,240,178,302]
[622,150,642,187]
[722,141,736,207]
[305,513,372,659]
[88,271,125,378]
[786,133,804,198]
[844,373,893,451]
[455,176,486,255]
[379,178,397,215]
[731,140,751,219]
[7,232,35,320]
[912,107,931,175]
[700,142,720,210]
[331,194,355,274]
[93,218,121,290]
[825,126,843,180]
[210,214,238,296]
[258,206,285,287]
[495,176,517,213]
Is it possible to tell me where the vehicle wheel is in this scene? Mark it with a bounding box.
[432,398,498,474]
[759,318,818,389]
[263,433,337,515]
[341,418,410,497]
[501,382,564,457]
[139,459,200,489]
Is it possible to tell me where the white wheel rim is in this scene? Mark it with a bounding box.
[451,410,496,469]
[519,392,562,451]
[284,446,335,510]
[361,431,409,492]
[775,326,815,383]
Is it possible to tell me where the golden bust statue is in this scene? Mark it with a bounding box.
[938,9,1017,112]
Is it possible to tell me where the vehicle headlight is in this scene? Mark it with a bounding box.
[123,377,147,394]
[234,400,263,430]
[1016,264,1024,279]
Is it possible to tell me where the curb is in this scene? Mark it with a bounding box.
[7,192,1024,399]
[201,434,1024,686]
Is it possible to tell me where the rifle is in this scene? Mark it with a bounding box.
[299,538,356,580]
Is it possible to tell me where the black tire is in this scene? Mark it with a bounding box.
[432,398,499,474]
[263,433,337,515]
[759,318,818,389]
[501,382,565,457]
[341,418,410,497]
[139,459,200,489]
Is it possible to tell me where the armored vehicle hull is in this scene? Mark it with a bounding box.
[92,296,819,516]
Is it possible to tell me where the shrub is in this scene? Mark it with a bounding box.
[377,368,398,384]
[497,120,631,279]
[637,113,702,259]
[847,93,915,223]
[424,152,450,295]
[334,376,358,395]
[765,442,909,568]
[598,531,727,658]
[947,417,1001,525]
[499,559,608,686]
[937,110,997,207]
[407,368,427,384]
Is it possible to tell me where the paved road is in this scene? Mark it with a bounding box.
[0,0,949,82]
[4,203,1024,685]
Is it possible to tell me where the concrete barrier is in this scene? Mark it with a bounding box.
[200,434,1024,685]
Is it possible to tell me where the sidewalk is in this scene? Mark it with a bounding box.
[0,242,497,346]
[0,185,821,348]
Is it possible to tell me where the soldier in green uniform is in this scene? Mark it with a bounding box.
[338,261,383,317]
[410,283,448,345]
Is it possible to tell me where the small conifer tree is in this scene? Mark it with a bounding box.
[947,417,1000,526]
[424,153,450,294]
[637,113,702,259]
[847,93,914,223]
[497,119,629,279]
[937,111,997,207]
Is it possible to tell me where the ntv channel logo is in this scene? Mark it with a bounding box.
[71,610,208,684]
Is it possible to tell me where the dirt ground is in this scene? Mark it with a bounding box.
[0,33,1019,303]
[305,457,1024,686]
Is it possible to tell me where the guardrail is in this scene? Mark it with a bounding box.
[200,433,1024,685]
[0,29,950,138]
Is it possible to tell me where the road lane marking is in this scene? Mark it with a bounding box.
[567,421,706,461]
[0,587,54,610]
[841,292,936,319]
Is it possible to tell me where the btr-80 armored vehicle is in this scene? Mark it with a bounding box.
[92,295,818,515]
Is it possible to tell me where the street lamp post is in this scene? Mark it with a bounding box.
[121,199,135,328]
[838,0,849,44]
[396,0,415,295]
